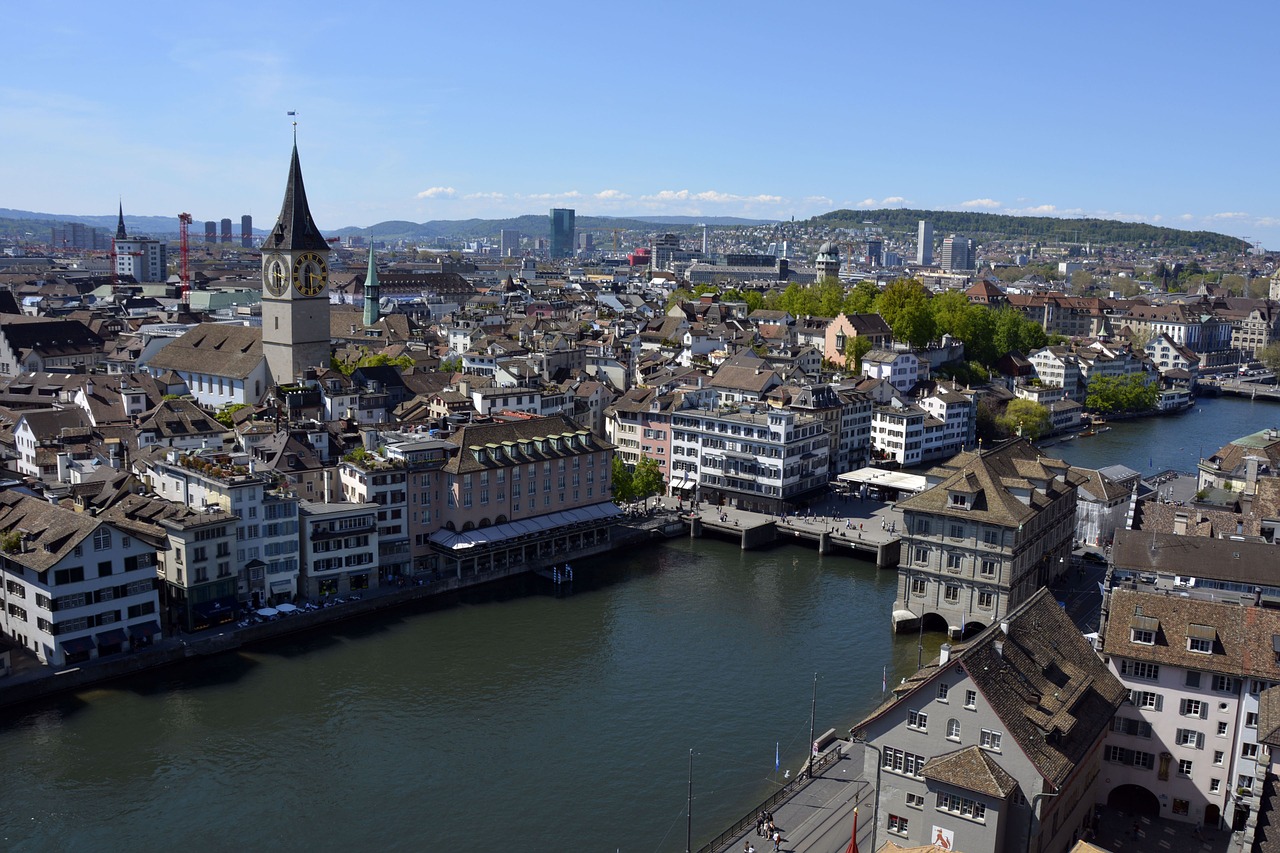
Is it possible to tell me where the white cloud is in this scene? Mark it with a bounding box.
[1005,204,1058,215]
[855,198,877,207]
[881,196,906,205]
[1178,213,1195,221]
[803,195,834,208]
[415,186,456,199]
[464,191,506,200]
[594,189,630,200]
[638,189,782,206]
[1211,211,1249,221]
[960,198,1001,209]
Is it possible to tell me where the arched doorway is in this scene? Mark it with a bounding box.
[959,621,987,640]
[920,612,950,634]
[1107,784,1159,817]
[1205,804,1220,827]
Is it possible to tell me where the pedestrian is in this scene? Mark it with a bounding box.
[756,814,765,836]
[772,829,781,852]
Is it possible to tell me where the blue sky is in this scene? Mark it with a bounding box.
[6,0,1279,247]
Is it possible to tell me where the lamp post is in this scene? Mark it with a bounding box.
[849,732,881,853]
[1025,791,1059,853]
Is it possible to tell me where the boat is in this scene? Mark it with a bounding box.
[1060,434,1077,442]
[1079,429,1096,438]
[1090,415,1107,426]
[1097,426,1112,433]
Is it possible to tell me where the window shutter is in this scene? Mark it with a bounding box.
[1156,695,1164,712]
[1179,699,1188,715]
[1200,704,1208,720]
[1197,732,1205,750]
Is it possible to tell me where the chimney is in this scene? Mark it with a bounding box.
[994,639,1004,659]
[1256,587,1264,607]
[1000,619,1010,635]
[939,643,952,665]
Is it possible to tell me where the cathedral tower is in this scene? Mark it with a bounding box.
[260,142,332,385]
[362,245,380,327]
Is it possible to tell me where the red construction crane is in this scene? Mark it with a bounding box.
[178,213,193,304]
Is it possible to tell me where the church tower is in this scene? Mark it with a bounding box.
[362,245,380,327]
[260,142,332,386]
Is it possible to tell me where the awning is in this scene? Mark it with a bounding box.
[96,627,128,646]
[128,621,161,639]
[671,480,696,491]
[430,501,622,551]
[61,635,96,654]
[270,580,293,593]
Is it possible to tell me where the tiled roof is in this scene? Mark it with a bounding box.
[442,415,613,474]
[0,491,102,573]
[922,746,1018,798]
[1110,529,1279,586]
[1102,587,1280,680]
[146,323,263,379]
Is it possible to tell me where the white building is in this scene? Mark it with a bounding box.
[298,501,380,599]
[0,493,162,667]
[863,349,921,393]
[115,236,168,282]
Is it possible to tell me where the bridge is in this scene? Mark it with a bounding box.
[688,503,901,570]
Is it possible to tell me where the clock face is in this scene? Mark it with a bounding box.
[292,252,328,297]
[264,254,289,296]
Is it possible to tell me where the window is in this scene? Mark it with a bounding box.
[936,792,987,822]
[913,547,928,564]
[1240,776,1255,794]
[1172,799,1189,816]
[887,814,909,835]
[93,527,111,551]
[1247,712,1259,728]
[944,584,959,603]
[980,729,1002,751]
[1178,759,1193,776]
[946,553,961,570]
[937,683,949,702]
[1218,721,1229,736]
[1120,660,1160,681]
[1214,750,1225,766]
[1186,671,1201,689]
[1175,729,1204,749]
[881,747,926,777]
[1180,699,1207,719]
[907,710,928,732]
[1105,745,1155,769]
[964,690,977,710]
[1213,675,1236,693]
[1210,779,1222,794]
[947,719,961,740]
[1188,637,1212,654]
[1129,690,1162,711]
[950,524,964,539]
[911,577,926,596]
[905,792,925,809]
[1111,717,1153,738]
[1131,628,1155,644]
[983,530,999,545]
[978,591,994,609]
[980,560,997,577]
[1242,743,1259,760]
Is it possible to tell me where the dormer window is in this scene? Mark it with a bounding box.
[1188,625,1215,654]
[1131,614,1158,645]
[949,493,969,509]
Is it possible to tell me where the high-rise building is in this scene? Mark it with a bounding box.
[241,215,253,248]
[651,233,681,270]
[576,232,593,252]
[204,221,217,243]
[260,143,332,386]
[220,218,233,244]
[549,208,575,259]
[113,203,168,282]
[865,238,882,267]
[917,220,933,266]
[499,229,520,258]
[940,234,975,271]
[815,242,841,280]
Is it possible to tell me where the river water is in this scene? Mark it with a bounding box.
[1,396,1276,852]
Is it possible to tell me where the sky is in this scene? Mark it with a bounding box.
[5,0,1280,248]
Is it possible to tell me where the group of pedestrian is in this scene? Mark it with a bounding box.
[752,812,782,851]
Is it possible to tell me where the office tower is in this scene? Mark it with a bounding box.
[865,238,883,267]
[940,234,975,271]
[549,208,575,259]
[205,221,217,243]
[651,233,681,270]
[220,218,233,244]
[241,215,253,248]
[917,220,933,266]
[499,229,520,257]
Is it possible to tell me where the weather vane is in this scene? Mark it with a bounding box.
[287,110,298,138]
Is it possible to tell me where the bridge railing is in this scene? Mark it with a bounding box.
[695,746,844,853]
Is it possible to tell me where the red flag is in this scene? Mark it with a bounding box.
[844,807,859,853]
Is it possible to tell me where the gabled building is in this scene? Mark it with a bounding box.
[893,439,1082,636]
[853,589,1126,853]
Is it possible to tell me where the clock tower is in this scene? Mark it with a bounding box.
[260,142,332,386]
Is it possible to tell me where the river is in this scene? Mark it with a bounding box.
[1,395,1275,852]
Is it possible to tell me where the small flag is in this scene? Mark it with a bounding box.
[287,111,297,116]
[882,665,887,694]
[775,741,779,772]
[845,807,859,853]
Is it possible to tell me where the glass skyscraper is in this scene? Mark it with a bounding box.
[549,208,575,259]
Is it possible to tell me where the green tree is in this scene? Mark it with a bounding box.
[875,279,935,348]
[1086,373,1157,414]
[1069,270,1094,295]
[741,290,765,311]
[814,278,845,318]
[611,456,634,502]
[844,335,873,373]
[1259,342,1280,374]
[996,399,1050,439]
[841,279,880,315]
[214,403,251,428]
[439,357,463,373]
[631,457,666,500]
[930,290,974,340]
[665,288,694,311]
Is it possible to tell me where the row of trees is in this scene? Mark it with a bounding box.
[1084,374,1158,415]
[611,457,665,502]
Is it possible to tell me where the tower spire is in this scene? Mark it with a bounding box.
[116,200,127,240]
[260,142,330,253]
[362,243,380,327]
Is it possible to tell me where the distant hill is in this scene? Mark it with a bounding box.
[811,208,1248,253]
[624,216,774,226]
[0,208,225,240]
[328,214,738,241]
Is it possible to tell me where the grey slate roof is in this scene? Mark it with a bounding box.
[146,323,263,379]
[258,144,331,253]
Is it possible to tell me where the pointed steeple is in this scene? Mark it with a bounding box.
[260,143,331,253]
[115,201,127,240]
[362,245,380,327]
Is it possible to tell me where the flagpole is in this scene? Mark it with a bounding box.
[808,672,818,777]
[686,748,693,853]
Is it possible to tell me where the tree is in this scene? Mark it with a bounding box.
[741,290,765,311]
[875,279,935,348]
[842,279,880,315]
[1069,270,1094,295]
[930,290,974,340]
[844,335,873,374]
[611,456,634,502]
[1086,373,1157,414]
[214,403,251,428]
[631,457,666,500]
[665,288,694,311]
[814,278,845,318]
[996,399,1050,439]
[439,357,463,373]
[1259,342,1280,375]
